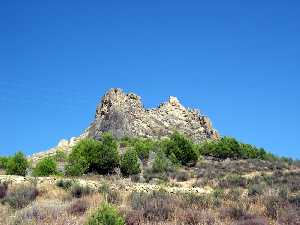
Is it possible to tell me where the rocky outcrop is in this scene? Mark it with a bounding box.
[29,88,219,161]
[83,88,219,142]
[29,135,86,163]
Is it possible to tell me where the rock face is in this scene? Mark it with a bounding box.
[29,88,219,161]
[83,88,219,142]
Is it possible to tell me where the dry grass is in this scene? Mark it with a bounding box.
[0,158,299,225]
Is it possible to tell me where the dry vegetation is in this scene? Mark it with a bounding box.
[1,133,299,224]
[0,158,299,225]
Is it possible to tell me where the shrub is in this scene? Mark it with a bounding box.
[142,191,176,221]
[130,174,141,183]
[220,203,248,220]
[288,193,300,207]
[199,137,275,160]
[129,191,148,210]
[124,210,143,225]
[178,209,216,225]
[277,206,300,225]
[5,185,38,209]
[11,200,66,225]
[143,168,169,183]
[164,132,198,166]
[219,175,248,188]
[120,148,141,177]
[225,188,242,201]
[70,184,91,198]
[67,198,89,215]
[175,171,190,182]
[248,183,265,197]
[52,150,67,162]
[98,182,122,204]
[32,157,58,176]
[264,195,279,219]
[95,133,120,174]
[0,181,8,198]
[234,217,268,225]
[0,156,10,169]
[85,203,125,225]
[98,182,110,194]
[129,190,176,221]
[178,208,202,225]
[199,137,243,159]
[106,189,122,204]
[66,133,120,175]
[152,151,171,173]
[6,152,28,176]
[65,159,88,176]
[65,139,99,176]
[181,193,213,210]
[56,179,74,190]
[133,139,154,161]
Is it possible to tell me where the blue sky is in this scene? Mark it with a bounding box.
[0,1,299,158]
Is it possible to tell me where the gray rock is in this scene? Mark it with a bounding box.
[83,88,219,143]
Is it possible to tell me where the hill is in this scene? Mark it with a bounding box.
[0,89,299,225]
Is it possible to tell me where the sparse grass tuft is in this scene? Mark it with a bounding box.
[4,185,38,209]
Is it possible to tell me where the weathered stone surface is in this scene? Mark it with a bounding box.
[84,88,219,142]
[29,136,83,163]
[29,88,219,162]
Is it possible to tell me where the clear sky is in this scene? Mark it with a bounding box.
[0,1,299,158]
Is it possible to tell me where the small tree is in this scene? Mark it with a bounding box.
[152,151,170,173]
[6,152,28,176]
[85,203,124,225]
[65,139,99,176]
[164,132,198,166]
[94,132,120,174]
[32,157,58,176]
[66,133,120,176]
[133,139,154,161]
[52,150,67,162]
[0,156,10,170]
[120,148,140,176]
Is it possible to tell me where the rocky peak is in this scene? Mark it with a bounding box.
[29,88,219,161]
[84,88,219,142]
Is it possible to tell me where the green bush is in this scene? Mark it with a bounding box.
[133,139,154,161]
[66,133,120,175]
[32,157,58,176]
[0,156,10,170]
[52,150,67,162]
[199,137,275,160]
[96,133,120,174]
[66,139,99,176]
[6,152,28,176]
[120,148,140,176]
[85,203,124,225]
[164,132,198,166]
[152,152,170,173]
[65,159,88,176]
[200,137,242,159]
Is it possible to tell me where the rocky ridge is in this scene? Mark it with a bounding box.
[30,88,219,161]
[84,88,219,142]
